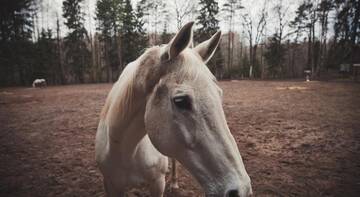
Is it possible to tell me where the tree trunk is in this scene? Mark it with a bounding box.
[252,44,258,78]
[291,44,296,78]
[260,44,264,79]
[117,33,123,80]
[105,41,111,83]
[312,22,316,77]
[350,0,360,67]
[307,30,312,72]
[249,42,253,78]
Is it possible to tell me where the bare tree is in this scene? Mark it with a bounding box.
[274,0,290,43]
[170,0,197,30]
[222,0,243,74]
[241,3,268,78]
[147,0,167,45]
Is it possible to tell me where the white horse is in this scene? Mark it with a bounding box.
[95,22,252,197]
[32,79,47,88]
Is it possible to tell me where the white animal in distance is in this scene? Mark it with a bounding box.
[32,79,47,88]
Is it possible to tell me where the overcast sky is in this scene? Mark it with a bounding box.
[36,0,305,41]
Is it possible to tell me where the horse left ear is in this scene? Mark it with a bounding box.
[194,31,222,63]
[162,22,194,61]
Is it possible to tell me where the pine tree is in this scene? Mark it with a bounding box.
[0,0,34,42]
[331,0,360,67]
[264,33,285,78]
[95,0,123,81]
[196,0,220,42]
[95,0,113,40]
[134,0,149,51]
[0,0,36,86]
[195,0,223,79]
[122,0,138,64]
[290,1,318,73]
[63,0,91,83]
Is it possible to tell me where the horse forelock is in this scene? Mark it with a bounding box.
[165,48,217,85]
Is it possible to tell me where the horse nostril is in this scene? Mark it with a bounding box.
[226,189,240,197]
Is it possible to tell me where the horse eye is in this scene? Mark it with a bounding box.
[173,95,192,110]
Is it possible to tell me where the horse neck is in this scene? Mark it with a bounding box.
[104,66,148,156]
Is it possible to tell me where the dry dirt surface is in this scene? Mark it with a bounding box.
[1,80,360,197]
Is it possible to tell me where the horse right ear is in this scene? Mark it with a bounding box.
[161,22,194,61]
[194,31,222,63]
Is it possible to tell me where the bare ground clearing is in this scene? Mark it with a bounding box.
[0,80,360,197]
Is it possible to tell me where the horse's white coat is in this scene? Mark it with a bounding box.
[95,22,252,197]
[32,79,46,88]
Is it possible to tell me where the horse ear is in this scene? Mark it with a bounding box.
[162,22,194,61]
[194,31,222,63]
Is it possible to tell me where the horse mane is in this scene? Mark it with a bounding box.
[100,47,161,124]
[100,67,136,122]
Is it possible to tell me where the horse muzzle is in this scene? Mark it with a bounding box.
[225,187,253,197]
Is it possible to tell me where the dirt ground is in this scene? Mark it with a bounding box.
[1,80,360,197]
